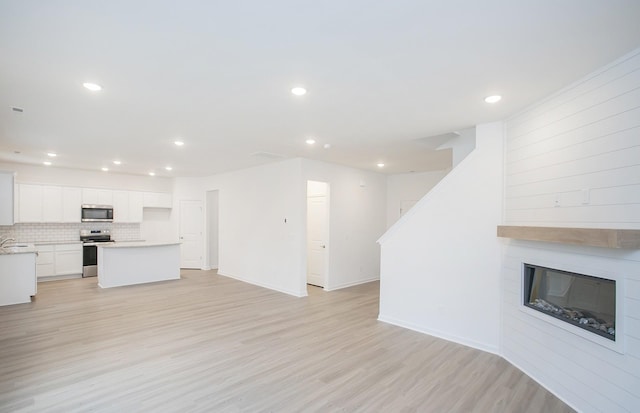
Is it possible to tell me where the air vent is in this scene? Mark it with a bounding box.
[11,107,24,113]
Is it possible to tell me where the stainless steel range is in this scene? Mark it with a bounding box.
[81,229,114,277]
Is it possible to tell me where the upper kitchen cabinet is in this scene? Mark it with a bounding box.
[16,184,81,223]
[0,171,15,225]
[143,192,172,208]
[62,187,82,222]
[112,191,143,223]
[42,186,63,222]
[112,191,129,222]
[82,188,113,206]
[129,191,144,222]
[17,184,43,222]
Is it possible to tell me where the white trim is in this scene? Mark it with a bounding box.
[378,314,500,355]
[218,270,307,298]
[324,276,379,291]
[502,353,581,413]
[37,274,82,282]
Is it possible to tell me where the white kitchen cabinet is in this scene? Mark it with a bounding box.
[36,243,82,279]
[54,244,83,275]
[113,191,143,223]
[113,190,130,222]
[0,171,15,225]
[42,186,63,222]
[18,184,43,222]
[143,192,172,208]
[36,245,55,277]
[129,191,144,222]
[62,187,82,222]
[17,184,82,223]
[82,188,113,206]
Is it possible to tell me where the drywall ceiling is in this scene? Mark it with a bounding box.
[1,1,639,177]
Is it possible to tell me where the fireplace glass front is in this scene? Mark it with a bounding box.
[523,264,616,341]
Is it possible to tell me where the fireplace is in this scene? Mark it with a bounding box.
[523,263,616,341]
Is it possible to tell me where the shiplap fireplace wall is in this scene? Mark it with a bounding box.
[501,49,640,412]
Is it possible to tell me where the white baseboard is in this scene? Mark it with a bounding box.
[501,353,580,413]
[217,271,307,298]
[325,276,379,291]
[38,274,82,282]
[377,314,500,355]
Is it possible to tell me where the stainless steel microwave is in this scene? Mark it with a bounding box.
[81,204,114,222]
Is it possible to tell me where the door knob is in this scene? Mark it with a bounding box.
[321,245,326,248]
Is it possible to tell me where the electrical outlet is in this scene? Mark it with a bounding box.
[582,189,590,205]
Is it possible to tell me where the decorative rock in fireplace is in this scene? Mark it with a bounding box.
[523,263,616,341]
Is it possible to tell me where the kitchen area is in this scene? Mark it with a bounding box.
[0,166,180,306]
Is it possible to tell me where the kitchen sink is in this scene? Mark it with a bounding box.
[1,243,35,253]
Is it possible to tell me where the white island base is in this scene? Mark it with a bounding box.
[97,242,181,288]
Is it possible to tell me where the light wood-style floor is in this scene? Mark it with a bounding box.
[0,270,574,413]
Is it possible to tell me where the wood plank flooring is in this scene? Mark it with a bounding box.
[0,270,574,413]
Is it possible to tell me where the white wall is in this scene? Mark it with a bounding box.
[301,159,387,291]
[173,158,386,295]
[437,126,476,168]
[386,170,449,227]
[378,122,504,353]
[173,160,306,296]
[501,48,640,413]
[140,209,174,242]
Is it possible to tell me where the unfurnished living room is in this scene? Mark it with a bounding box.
[1,2,639,412]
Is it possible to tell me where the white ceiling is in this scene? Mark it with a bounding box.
[1,1,640,177]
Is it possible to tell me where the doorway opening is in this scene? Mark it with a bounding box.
[306,181,329,289]
[206,190,219,270]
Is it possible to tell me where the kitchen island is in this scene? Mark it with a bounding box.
[97,242,181,288]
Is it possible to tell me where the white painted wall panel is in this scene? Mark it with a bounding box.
[502,48,640,413]
[378,122,504,354]
[302,159,387,291]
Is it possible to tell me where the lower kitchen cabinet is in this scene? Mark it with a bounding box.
[36,243,82,279]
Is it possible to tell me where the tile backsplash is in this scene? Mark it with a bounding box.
[0,223,140,243]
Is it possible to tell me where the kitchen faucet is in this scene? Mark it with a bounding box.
[0,237,16,247]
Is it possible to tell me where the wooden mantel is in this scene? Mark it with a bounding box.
[497,225,640,249]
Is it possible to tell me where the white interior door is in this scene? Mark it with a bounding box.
[179,200,203,269]
[307,181,328,287]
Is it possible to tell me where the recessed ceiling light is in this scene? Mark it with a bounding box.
[484,95,502,103]
[165,166,173,171]
[306,138,316,145]
[101,167,109,172]
[323,143,331,149]
[43,161,52,166]
[291,87,307,96]
[149,172,156,176]
[47,152,57,157]
[377,163,385,168]
[83,82,102,92]
[113,160,121,165]
[174,140,184,147]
